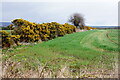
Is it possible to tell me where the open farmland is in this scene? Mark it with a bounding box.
[2,29,118,78]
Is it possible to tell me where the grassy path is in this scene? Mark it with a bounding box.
[2,29,118,78]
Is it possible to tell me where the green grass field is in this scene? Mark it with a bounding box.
[2,29,118,78]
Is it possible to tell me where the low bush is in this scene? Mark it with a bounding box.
[0,30,21,48]
[81,26,96,30]
[0,30,11,48]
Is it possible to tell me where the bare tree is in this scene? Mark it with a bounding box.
[69,13,85,29]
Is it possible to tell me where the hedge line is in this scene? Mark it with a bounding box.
[1,19,76,48]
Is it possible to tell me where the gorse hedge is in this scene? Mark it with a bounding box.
[80,26,96,30]
[12,19,76,42]
[0,31,20,48]
[1,19,76,48]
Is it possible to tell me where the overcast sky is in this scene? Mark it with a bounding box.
[1,0,119,26]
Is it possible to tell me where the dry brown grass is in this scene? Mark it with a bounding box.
[2,59,118,78]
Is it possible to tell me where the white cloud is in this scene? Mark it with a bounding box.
[1,1,118,26]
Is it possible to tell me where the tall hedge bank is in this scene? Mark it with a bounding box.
[1,19,76,48]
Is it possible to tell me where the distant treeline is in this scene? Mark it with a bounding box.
[96,27,120,29]
[1,26,10,30]
[1,24,14,30]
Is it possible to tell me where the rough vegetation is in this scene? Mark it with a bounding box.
[2,29,118,78]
